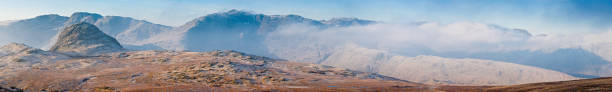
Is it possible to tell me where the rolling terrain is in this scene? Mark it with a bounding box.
[0,23,429,91]
[1,10,611,87]
[0,19,609,92]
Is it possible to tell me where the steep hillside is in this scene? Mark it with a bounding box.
[49,23,123,56]
[164,10,324,56]
[317,44,578,85]
[0,14,68,47]
[436,49,612,77]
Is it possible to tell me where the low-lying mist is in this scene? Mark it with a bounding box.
[264,22,612,77]
[266,21,612,61]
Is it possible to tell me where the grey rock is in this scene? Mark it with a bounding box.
[49,22,123,56]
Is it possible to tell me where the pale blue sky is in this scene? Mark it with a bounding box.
[1,0,611,35]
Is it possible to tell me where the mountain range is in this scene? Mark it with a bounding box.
[0,23,430,91]
[0,12,171,50]
[1,10,610,86]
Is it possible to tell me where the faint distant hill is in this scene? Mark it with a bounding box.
[0,14,68,47]
[0,12,172,49]
[315,44,578,85]
[433,48,612,77]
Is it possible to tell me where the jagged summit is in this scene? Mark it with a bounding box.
[49,22,123,56]
[65,12,103,25]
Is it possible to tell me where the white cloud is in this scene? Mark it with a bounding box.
[266,21,612,62]
[269,22,530,53]
[581,29,612,61]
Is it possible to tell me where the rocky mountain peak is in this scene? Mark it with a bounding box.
[49,22,123,56]
[70,12,103,17]
[65,12,103,25]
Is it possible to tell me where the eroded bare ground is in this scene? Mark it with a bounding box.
[1,50,443,92]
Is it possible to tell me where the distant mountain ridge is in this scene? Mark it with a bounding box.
[64,12,173,45]
[2,10,611,86]
[315,44,578,85]
[0,14,68,47]
[0,10,373,51]
[148,10,375,56]
[0,12,172,49]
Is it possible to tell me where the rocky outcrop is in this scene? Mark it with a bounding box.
[49,22,123,56]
